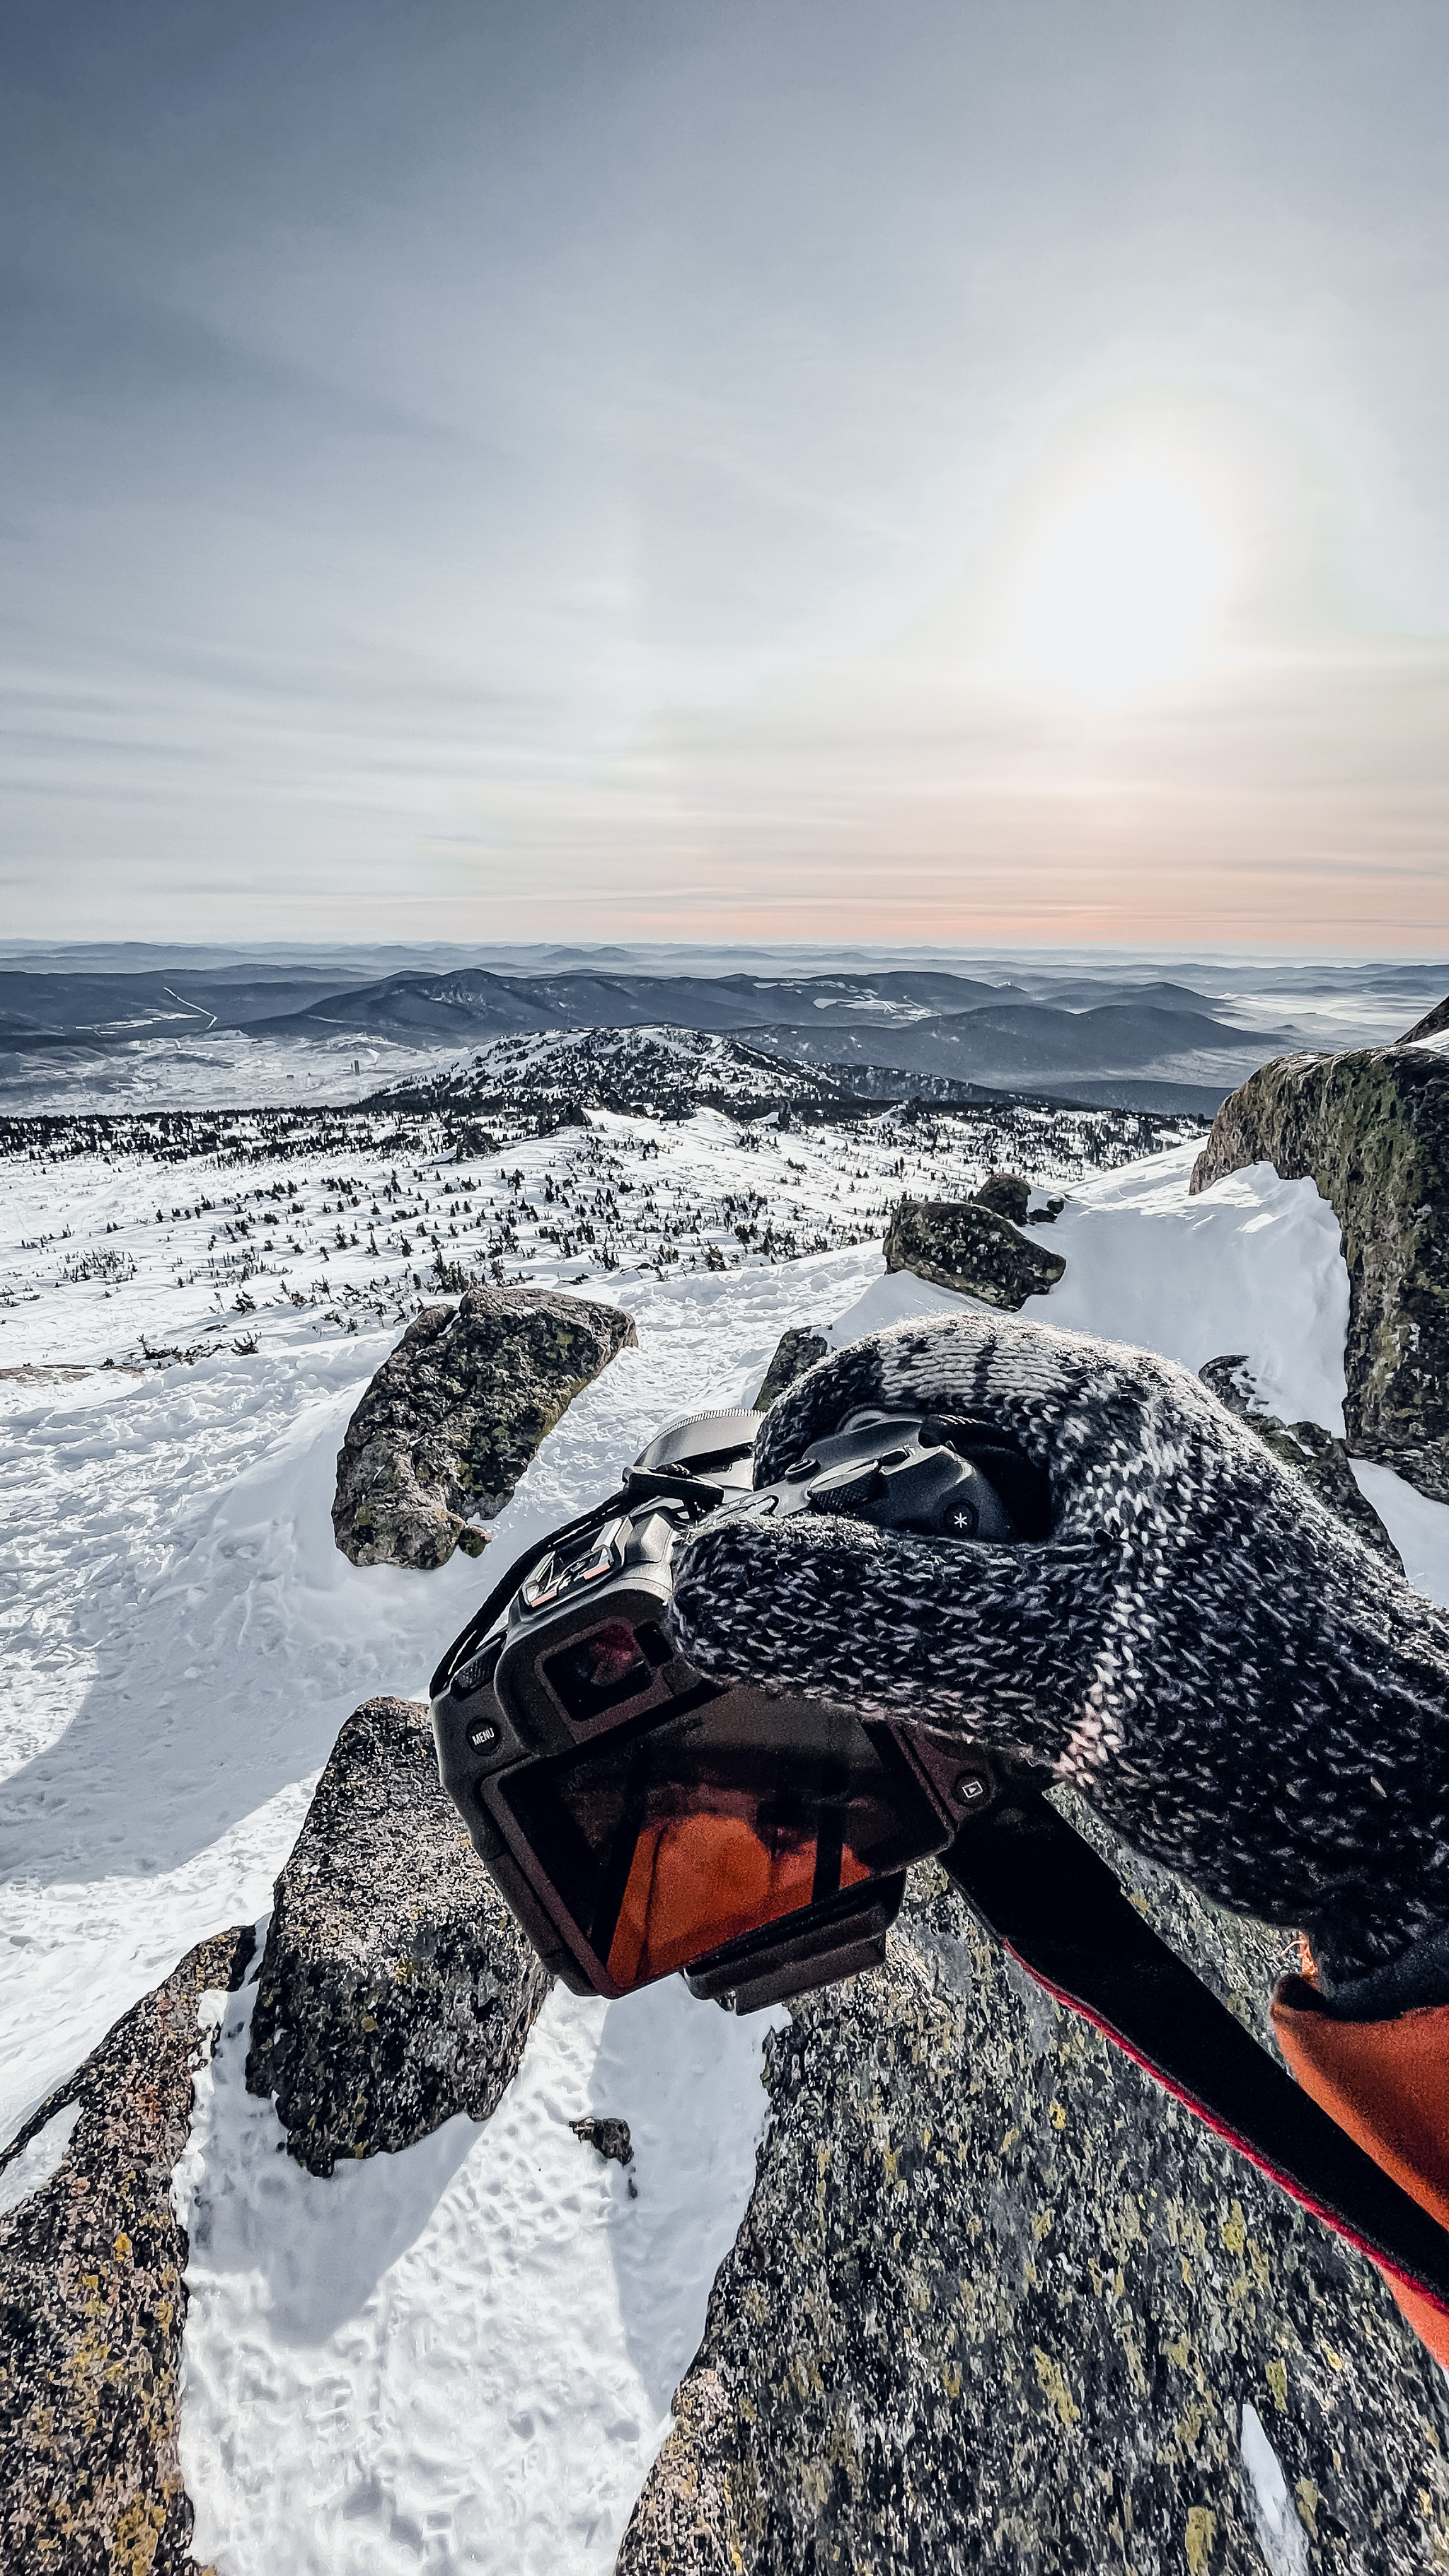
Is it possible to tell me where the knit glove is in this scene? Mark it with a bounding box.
[668,1311,1449,2000]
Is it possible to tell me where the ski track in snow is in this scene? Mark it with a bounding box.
[6,1111,1449,2571]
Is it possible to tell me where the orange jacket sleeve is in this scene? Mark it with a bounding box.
[1271,1973,1449,2364]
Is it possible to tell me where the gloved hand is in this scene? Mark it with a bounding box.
[668,1311,1449,2000]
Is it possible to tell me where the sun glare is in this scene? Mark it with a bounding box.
[1005,452,1237,706]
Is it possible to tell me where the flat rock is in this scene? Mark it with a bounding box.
[617,1811,1449,2575]
[1199,1355,1402,1568]
[332,1283,637,1568]
[0,1922,255,2576]
[754,1326,829,1411]
[884,1198,1066,1310]
[246,1695,551,2176]
[1190,1044,1449,1501]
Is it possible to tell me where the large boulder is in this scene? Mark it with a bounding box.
[616,1810,1449,2575]
[246,1695,551,2176]
[0,1923,255,2576]
[1190,1044,1449,1501]
[332,1283,637,1568]
[884,1199,1066,1310]
[1199,1354,1402,1568]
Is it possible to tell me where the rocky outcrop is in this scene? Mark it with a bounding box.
[1199,1355,1402,1568]
[1190,1046,1449,1501]
[0,1923,255,2576]
[331,1283,637,1568]
[617,1809,1449,2575]
[246,1696,550,2176]
[754,1326,829,1411]
[884,1198,1066,1310]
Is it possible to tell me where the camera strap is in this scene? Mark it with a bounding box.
[944,1791,1449,2326]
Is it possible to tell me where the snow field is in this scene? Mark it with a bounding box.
[175,1956,780,2576]
[6,1110,1449,2572]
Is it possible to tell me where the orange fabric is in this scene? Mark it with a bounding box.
[1271,1977,1449,2364]
[607,1815,869,1989]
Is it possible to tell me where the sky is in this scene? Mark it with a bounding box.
[3,0,1448,948]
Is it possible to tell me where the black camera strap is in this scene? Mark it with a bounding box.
[944,1793,1449,2326]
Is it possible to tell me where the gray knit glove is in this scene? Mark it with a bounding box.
[668,1312,1449,2000]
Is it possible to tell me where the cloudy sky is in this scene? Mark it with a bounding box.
[4,0,1447,946]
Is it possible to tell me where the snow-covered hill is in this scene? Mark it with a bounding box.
[383,1022,870,1119]
[4,1097,1449,2572]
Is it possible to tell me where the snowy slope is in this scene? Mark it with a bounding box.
[5,1109,1449,2572]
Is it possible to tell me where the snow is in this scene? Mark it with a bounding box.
[176,1956,778,2576]
[2,1086,1445,2569]
[1240,2401,1311,2576]
[1351,1462,1449,1608]
[0,2098,81,2216]
[827,1147,1351,1436]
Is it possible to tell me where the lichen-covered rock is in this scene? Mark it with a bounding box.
[246,1695,550,2176]
[617,1813,1449,2575]
[754,1327,829,1411]
[0,1923,255,2576]
[1199,1353,1402,1568]
[883,1198,1066,1310]
[1190,1046,1449,1501]
[332,1283,637,1568]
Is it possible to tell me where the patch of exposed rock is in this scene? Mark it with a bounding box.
[246,1695,550,2176]
[1190,1044,1449,1501]
[0,1923,255,2576]
[332,1283,637,1569]
[1199,1355,1402,1569]
[884,1197,1067,1310]
[617,1811,1449,2575]
[753,1326,829,1411]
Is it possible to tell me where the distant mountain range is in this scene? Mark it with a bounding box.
[2,952,1442,1115]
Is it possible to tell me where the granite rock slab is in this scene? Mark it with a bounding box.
[884,1198,1066,1312]
[332,1282,637,1569]
[0,1923,255,2576]
[617,1813,1449,2575]
[245,1694,551,2176]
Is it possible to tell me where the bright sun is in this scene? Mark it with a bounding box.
[1005,452,1237,705]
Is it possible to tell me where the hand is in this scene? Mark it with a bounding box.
[668,1311,1449,1995]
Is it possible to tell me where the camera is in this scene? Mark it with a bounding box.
[431,1402,1048,2013]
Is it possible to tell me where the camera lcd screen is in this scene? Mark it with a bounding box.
[496,1685,942,1991]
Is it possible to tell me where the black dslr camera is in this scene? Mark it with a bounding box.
[431,1404,1049,2014]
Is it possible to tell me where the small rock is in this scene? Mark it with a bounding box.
[971,1169,1031,1223]
[570,2115,634,2166]
[332,1283,637,1569]
[883,1198,1066,1310]
[246,1697,552,2176]
[1199,1356,1402,1568]
[0,1922,255,2576]
[754,1326,829,1410]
